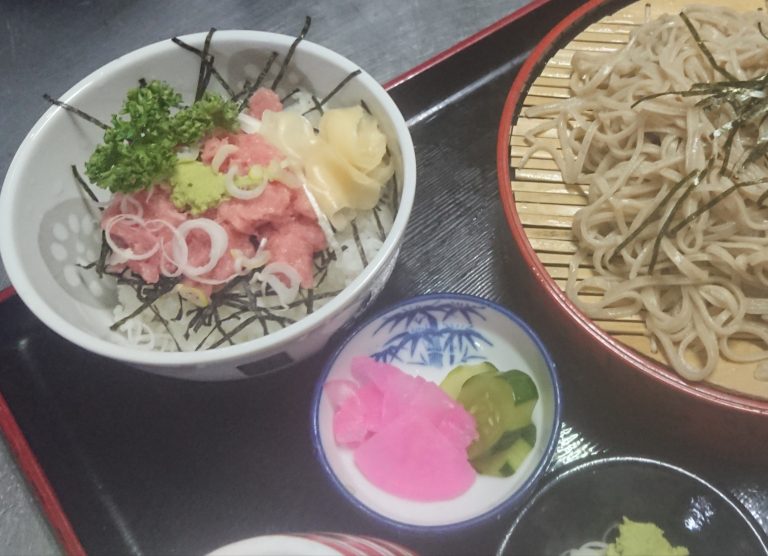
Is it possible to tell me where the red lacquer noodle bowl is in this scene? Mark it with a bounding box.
[497,0,768,459]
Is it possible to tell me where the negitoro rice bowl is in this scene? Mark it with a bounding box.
[0,21,416,380]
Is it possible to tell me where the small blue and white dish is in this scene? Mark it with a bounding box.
[311,292,562,532]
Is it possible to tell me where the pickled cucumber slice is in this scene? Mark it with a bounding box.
[471,447,510,477]
[439,362,499,399]
[498,370,538,404]
[498,370,538,431]
[504,437,533,474]
[457,372,517,459]
[493,423,537,454]
[472,437,533,477]
[456,369,539,464]
[520,422,537,446]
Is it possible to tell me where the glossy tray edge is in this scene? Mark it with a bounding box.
[0,391,85,556]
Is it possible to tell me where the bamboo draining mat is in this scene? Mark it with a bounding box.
[508,0,768,400]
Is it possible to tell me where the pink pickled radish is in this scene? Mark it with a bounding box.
[353,413,476,501]
[327,357,478,501]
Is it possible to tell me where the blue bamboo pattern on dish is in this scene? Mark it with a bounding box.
[370,302,492,367]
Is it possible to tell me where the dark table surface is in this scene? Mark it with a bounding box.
[2,1,768,555]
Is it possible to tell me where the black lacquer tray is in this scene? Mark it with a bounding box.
[1,1,766,554]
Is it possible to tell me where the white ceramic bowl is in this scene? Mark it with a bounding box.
[311,293,562,531]
[0,30,415,380]
[208,533,417,556]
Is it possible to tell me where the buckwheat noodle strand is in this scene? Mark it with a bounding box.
[521,7,768,381]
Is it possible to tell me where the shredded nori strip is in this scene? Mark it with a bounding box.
[95,231,110,278]
[632,79,768,109]
[110,276,179,330]
[174,294,185,321]
[280,88,301,103]
[303,288,314,313]
[746,136,768,167]
[391,171,400,215]
[238,51,279,111]
[372,206,386,241]
[43,94,110,130]
[612,170,698,257]
[312,248,336,288]
[648,166,709,273]
[302,70,362,116]
[181,270,261,344]
[680,11,737,82]
[319,69,361,106]
[718,122,741,176]
[171,36,236,98]
[208,312,296,349]
[257,315,270,336]
[71,165,100,204]
[213,310,234,346]
[138,78,148,88]
[350,219,369,267]
[194,28,217,101]
[305,95,324,116]
[234,80,252,102]
[243,281,260,311]
[667,178,768,235]
[74,200,107,275]
[271,16,311,91]
[192,308,248,350]
[194,320,223,350]
[255,52,279,89]
[149,304,182,350]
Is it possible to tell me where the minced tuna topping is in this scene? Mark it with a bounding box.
[101,87,330,305]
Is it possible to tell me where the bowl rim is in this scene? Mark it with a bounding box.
[495,454,768,556]
[495,0,768,415]
[0,29,416,368]
[310,291,563,533]
[207,532,415,556]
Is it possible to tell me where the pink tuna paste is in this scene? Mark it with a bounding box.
[325,357,478,502]
[101,88,326,294]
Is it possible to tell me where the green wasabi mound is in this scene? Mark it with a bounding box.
[606,517,689,556]
[170,160,228,215]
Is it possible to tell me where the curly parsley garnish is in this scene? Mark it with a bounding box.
[84,80,238,193]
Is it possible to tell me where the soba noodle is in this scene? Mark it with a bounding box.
[522,6,768,381]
